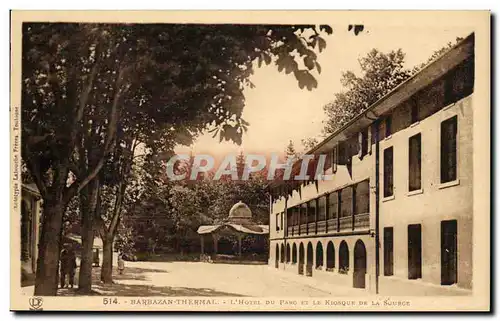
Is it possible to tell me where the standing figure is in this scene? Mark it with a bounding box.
[59,247,69,288]
[117,253,125,275]
[67,247,77,288]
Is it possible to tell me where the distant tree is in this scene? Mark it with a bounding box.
[323,49,411,134]
[323,37,465,135]
[285,140,300,159]
[301,137,319,152]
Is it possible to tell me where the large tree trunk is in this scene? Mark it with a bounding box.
[100,236,114,284]
[78,179,99,293]
[34,200,65,296]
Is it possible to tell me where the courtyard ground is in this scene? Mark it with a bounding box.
[22,260,365,297]
[21,260,471,297]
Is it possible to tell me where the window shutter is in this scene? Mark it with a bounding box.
[358,132,363,159]
[332,145,338,173]
[367,126,372,154]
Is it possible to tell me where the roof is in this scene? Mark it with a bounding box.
[269,32,475,190]
[228,201,252,218]
[197,223,269,235]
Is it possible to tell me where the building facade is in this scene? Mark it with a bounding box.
[21,183,42,284]
[268,33,475,294]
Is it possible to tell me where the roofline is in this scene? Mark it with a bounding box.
[269,32,474,190]
[306,32,474,156]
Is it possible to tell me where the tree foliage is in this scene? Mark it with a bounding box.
[323,49,411,134]
[322,37,465,135]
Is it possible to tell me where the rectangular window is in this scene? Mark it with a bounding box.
[308,200,316,223]
[318,196,327,221]
[280,212,284,231]
[441,220,458,285]
[409,133,422,191]
[408,224,422,279]
[300,203,308,224]
[355,180,370,214]
[384,227,394,276]
[441,116,458,183]
[385,114,393,137]
[328,192,338,219]
[293,207,298,226]
[332,146,338,173]
[276,213,279,231]
[340,187,353,218]
[358,130,368,159]
[383,147,394,197]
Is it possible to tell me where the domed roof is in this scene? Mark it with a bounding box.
[228,201,252,219]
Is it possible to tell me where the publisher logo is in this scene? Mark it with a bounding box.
[29,297,43,311]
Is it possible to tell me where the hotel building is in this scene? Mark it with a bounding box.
[268,33,475,294]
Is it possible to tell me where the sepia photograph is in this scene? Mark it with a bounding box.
[9,10,490,311]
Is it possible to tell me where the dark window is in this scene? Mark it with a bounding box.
[339,241,349,274]
[384,227,394,276]
[292,207,298,226]
[300,203,308,224]
[328,192,338,219]
[355,180,370,214]
[441,220,458,285]
[318,196,327,221]
[385,115,393,137]
[358,130,368,159]
[276,213,279,231]
[332,146,338,173]
[281,212,284,231]
[308,200,316,223]
[340,187,353,218]
[408,224,422,279]
[383,147,394,197]
[409,134,422,191]
[441,116,458,183]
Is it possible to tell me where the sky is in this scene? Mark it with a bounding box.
[175,24,473,159]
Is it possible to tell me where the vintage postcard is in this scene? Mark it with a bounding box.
[10,10,490,311]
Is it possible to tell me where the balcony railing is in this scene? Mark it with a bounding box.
[317,220,326,234]
[327,218,338,232]
[354,213,370,229]
[284,213,370,237]
[339,216,351,231]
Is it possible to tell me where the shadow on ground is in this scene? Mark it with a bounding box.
[57,264,243,297]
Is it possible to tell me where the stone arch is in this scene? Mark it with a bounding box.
[275,243,279,268]
[298,243,305,275]
[326,241,335,271]
[306,241,314,277]
[339,240,349,274]
[353,240,367,288]
[292,243,297,264]
[316,241,324,268]
[286,243,291,263]
[280,243,285,263]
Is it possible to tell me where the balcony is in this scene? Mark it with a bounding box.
[317,221,326,234]
[339,217,351,231]
[285,213,369,237]
[354,213,370,229]
[327,219,338,232]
